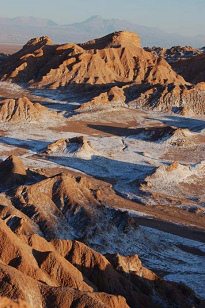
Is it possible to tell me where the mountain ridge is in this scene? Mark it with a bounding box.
[0,15,204,47]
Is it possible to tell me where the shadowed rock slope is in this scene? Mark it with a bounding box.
[172,54,205,84]
[0,155,45,190]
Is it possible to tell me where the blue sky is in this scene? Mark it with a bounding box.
[0,0,204,35]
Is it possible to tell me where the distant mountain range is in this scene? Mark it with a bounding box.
[0,15,204,47]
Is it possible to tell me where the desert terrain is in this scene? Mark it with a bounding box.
[0,31,204,307]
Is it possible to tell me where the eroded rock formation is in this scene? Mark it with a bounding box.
[0,32,185,88]
[0,155,203,307]
[0,96,56,122]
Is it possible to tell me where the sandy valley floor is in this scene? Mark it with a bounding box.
[0,82,205,298]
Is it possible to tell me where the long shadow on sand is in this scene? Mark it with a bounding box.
[46,154,154,187]
[31,82,128,117]
[87,123,175,142]
[0,134,155,183]
[0,137,49,152]
[88,117,205,139]
[148,115,205,133]
[87,124,143,137]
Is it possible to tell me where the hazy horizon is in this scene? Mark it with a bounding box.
[0,0,204,36]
